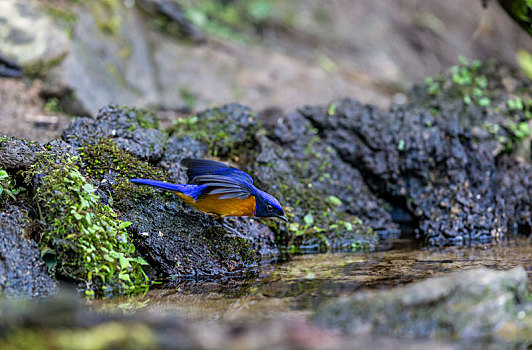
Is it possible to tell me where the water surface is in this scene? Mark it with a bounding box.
[100,238,532,321]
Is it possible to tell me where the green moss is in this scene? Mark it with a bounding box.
[256,128,376,253]
[78,138,169,209]
[26,153,149,297]
[89,0,123,35]
[44,5,78,38]
[168,108,260,158]
[0,169,26,209]
[24,53,67,78]
[3,323,157,350]
[123,106,160,130]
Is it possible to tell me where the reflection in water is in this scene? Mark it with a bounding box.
[100,238,532,321]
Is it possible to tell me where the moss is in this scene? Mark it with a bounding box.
[24,53,67,78]
[26,152,149,297]
[255,128,376,253]
[44,5,78,38]
[167,106,260,158]
[3,323,157,350]
[122,106,160,130]
[88,0,123,36]
[0,168,27,210]
[78,138,169,210]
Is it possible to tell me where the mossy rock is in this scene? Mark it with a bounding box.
[26,141,149,297]
[166,104,390,252]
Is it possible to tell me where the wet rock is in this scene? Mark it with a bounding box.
[120,196,259,278]
[158,135,207,183]
[0,0,69,73]
[169,104,387,252]
[314,267,531,340]
[495,156,532,234]
[0,208,57,298]
[0,137,41,170]
[303,99,504,245]
[63,105,166,162]
[249,112,397,251]
[301,60,532,245]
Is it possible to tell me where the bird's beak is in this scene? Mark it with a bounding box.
[278,215,288,222]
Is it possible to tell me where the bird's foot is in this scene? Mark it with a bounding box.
[216,217,248,240]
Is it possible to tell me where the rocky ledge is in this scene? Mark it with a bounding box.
[0,59,531,298]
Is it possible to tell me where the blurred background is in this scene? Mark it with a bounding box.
[0,0,531,141]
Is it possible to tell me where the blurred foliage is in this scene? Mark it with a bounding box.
[181,0,279,41]
[497,0,532,36]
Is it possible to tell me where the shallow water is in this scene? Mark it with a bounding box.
[99,238,532,321]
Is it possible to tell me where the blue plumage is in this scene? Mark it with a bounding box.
[130,158,287,221]
[129,179,206,200]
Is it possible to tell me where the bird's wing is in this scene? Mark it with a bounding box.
[182,158,254,185]
[192,174,254,199]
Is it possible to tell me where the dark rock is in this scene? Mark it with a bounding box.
[0,54,22,78]
[119,196,259,278]
[248,112,396,251]
[314,267,531,339]
[0,137,41,170]
[63,105,166,162]
[0,208,57,298]
[299,60,532,245]
[158,135,207,183]
[302,99,505,245]
[169,104,385,252]
[495,156,532,234]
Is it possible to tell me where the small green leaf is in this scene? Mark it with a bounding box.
[478,97,491,107]
[83,183,95,193]
[398,139,405,151]
[328,102,338,116]
[119,255,131,269]
[119,221,132,229]
[344,222,353,231]
[303,212,314,226]
[326,195,343,206]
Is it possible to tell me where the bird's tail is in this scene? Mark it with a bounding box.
[130,179,189,192]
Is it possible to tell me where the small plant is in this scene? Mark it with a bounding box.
[0,169,25,204]
[426,56,491,107]
[44,97,61,113]
[179,86,197,111]
[29,156,149,297]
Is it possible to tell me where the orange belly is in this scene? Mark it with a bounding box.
[174,192,256,217]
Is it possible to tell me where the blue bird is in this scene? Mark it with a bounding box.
[130,159,287,222]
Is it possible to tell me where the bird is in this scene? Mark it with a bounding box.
[130,159,287,224]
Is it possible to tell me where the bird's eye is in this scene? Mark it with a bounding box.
[267,204,273,211]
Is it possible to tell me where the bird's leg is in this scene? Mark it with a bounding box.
[215,216,247,240]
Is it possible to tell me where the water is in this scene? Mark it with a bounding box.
[99,238,532,321]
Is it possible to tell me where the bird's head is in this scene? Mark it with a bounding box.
[254,189,287,221]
